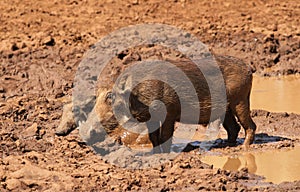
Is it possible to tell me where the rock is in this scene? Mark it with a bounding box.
[38,114,49,121]
[10,164,52,180]
[279,44,292,55]
[11,43,19,51]
[5,179,22,190]
[55,102,77,136]
[250,27,265,33]
[179,162,191,169]
[273,53,280,64]
[55,90,65,98]
[0,87,5,93]
[132,0,139,5]
[22,123,38,138]
[6,162,74,190]
[42,36,55,46]
[0,168,6,181]
[267,24,278,32]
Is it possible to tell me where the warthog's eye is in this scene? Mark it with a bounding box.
[105,92,115,104]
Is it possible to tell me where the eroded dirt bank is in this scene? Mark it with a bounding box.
[1,0,300,191]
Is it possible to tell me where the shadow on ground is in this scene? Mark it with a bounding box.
[177,133,291,152]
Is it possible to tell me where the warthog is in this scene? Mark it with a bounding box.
[56,46,256,153]
[92,56,256,153]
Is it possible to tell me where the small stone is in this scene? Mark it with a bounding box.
[214,168,221,175]
[272,24,278,31]
[0,168,6,180]
[132,0,139,5]
[22,123,38,138]
[39,129,46,137]
[0,87,5,93]
[240,167,249,173]
[266,24,278,32]
[43,36,55,46]
[6,179,22,190]
[21,42,27,49]
[179,162,191,169]
[38,114,48,121]
[55,90,65,98]
[273,53,280,64]
[218,183,227,191]
[11,43,19,51]
[111,173,125,180]
[279,44,292,55]
[15,139,20,147]
[55,102,76,136]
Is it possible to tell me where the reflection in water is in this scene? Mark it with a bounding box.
[223,157,242,171]
[251,75,300,114]
[223,153,257,173]
[201,147,300,184]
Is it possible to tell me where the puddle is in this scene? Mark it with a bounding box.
[201,146,300,184]
[251,75,300,114]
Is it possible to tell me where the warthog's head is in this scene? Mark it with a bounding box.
[79,80,150,146]
[95,87,119,134]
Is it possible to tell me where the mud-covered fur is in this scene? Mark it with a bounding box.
[94,53,256,153]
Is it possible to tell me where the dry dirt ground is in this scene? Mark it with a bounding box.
[1,0,300,191]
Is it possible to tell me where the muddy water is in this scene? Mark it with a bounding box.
[201,147,300,184]
[251,75,300,114]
